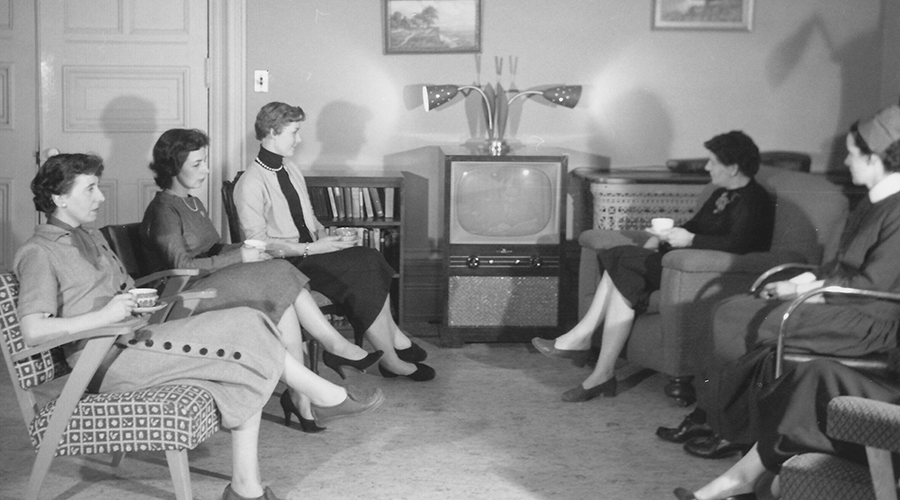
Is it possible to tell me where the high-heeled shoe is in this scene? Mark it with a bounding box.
[561,377,617,402]
[672,486,757,500]
[310,385,385,425]
[322,349,384,379]
[531,337,591,367]
[378,362,436,381]
[222,483,281,500]
[395,341,427,363]
[279,391,326,433]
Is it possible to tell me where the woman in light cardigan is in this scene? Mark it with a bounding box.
[234,101,434,382]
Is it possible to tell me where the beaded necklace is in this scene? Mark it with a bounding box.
[254,157,284,172]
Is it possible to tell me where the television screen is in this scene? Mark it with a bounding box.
[449,160,563,245]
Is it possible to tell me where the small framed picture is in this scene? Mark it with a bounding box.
[652,0,754,31]
[383,0,482,54]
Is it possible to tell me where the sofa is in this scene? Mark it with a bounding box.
[577,165,850,404]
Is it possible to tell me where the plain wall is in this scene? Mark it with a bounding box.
[246,0,893,252]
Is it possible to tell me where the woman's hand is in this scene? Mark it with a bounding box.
[101,293,137,323]
[643,236,660,250]
[309,236,357,255]
[760,281,798,301]
[660,227,695,248]
[240,245,271,263]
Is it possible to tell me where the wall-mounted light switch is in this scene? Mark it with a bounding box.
[254,70,269,92]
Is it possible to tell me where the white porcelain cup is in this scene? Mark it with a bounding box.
[651,217,675,232]
[243,239,267,251]
[129,288,159,308]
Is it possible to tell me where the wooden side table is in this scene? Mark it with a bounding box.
[572,168,709,230]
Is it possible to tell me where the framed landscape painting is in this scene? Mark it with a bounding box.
[383,0,482,54]
[653,0,754,31]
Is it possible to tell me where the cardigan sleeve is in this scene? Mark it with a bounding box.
[234,168,276,243]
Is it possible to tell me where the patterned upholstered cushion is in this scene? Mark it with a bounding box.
[781,453,876,500]
[30,384,220,456]
[828,396,900,453]
[0,273,71,389]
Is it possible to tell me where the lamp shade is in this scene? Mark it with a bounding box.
[423,85,461,112]
[541,85,581,108]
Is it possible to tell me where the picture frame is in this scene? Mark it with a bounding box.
[383,0,482,54]
[652,0,753,31]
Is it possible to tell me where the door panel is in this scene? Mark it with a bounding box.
[38,0,208,228]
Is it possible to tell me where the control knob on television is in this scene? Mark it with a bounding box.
[467,256,480,268]
[530,256,543,268]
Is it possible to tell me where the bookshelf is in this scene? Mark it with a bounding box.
[305,171,405,326]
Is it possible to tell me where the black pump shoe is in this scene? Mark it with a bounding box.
[395,342,427,363]
[322,350,384,379]
[378,362,435,381]
[657,409,714,443]
[673,486,756,500]
[279,391,326,433]
[683,435,751,459]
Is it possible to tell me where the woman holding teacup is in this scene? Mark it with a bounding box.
[141,128,383,432]
[532,131,775,402]
[17,153,383,500]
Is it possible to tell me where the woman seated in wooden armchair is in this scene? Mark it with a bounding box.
[17,153,384,500]
[659,104,900,466]
[533,131,775,402]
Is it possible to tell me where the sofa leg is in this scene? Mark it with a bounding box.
[665,376,696,407]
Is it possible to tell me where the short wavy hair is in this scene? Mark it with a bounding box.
[850,122,900,172]
[254,102,305,140]
[703,130,761,177]
[32,153,105,215]
[149,128,209,190]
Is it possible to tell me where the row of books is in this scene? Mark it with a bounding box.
[323,226,400,269]
[308,186,396,220]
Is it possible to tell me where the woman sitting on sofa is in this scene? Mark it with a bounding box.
[141,128,383,433]
[532,131,775,402]
[661,104,900,463]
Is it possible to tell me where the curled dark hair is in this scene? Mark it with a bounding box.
[703,130,761,177]
[149,128,210,189]
[850,122,900,172]
[31,153,105,215]
[254,102,305,140]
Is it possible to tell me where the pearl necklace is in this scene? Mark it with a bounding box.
[165,190,200,212]
[254,157,283,172]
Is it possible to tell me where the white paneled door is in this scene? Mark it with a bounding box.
[37,0,209,228]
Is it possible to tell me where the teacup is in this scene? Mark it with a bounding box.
[243,239,267,251]
[129,288,159,308]
[335,227,358,242]
[650,217,675,232]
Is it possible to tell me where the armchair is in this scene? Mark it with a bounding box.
[577,165,849,405]
[0,272,218,500]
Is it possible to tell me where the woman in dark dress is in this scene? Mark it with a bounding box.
[234,102,433,381]
[532,131,775,402]
[664,104,900,463]
[140,128,384,432]
[17,153,384,500]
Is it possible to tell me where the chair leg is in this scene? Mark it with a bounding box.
[664,376,696,407]
[866,447,898,500]
[166,449,193,500]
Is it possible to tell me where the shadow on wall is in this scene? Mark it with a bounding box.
[766,13,882,172]
[587,88,674,166]
[312,100,374,170]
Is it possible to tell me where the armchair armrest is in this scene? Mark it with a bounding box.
[662,249,805,275]
[578,229,651,251]
[11,317,149,362]
[775,286,900,377]
[828,396,900,453]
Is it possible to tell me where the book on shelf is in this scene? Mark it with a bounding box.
[332,187,346,219]
[384,187,395,219]
[342,187,353,219]
[350,187,362,219]
[362,188,374,219]
[369,187,384,218]
[326,187,338,219]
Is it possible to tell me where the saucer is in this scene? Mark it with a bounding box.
[133,302,167,314]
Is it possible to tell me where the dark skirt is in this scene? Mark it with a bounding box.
[756,359,900,472]
[186,259,308,324]
[598,245,664,313]
[288,246,394,344]
[704,294,900,444]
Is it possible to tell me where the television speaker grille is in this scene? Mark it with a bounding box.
[446,276,558,327]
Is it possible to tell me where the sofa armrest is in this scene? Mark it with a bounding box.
[828,396,900,454]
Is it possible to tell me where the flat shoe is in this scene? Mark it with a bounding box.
[561,377,617,402]
[310,385,384,425]
[531,337,590,367]
[656,409,714,443]
[379,362,435,381]
[683,435,751,459]
[222,484,281,500]
[395,341,428,363]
